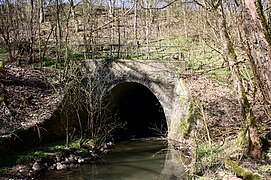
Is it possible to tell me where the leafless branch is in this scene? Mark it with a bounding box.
[139,0,205,10]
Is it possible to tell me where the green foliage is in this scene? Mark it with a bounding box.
[67,139,82,149]
[42,57,65,68]
[0,138,94,170]
[16,151,45,165]
[195,143,223,175]
[258,164,271,177]
[42,57,58,67]
[206,68,231,83]
[0,52,8,61]
[236,129,249,150]
[69,52,85,61]
[40,49,85,68]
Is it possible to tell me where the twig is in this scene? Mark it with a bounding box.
[139,0,205,10]
[93,2,135,33]
[198,103,212,145]
[199,59,247,74]
[11,132,23,142]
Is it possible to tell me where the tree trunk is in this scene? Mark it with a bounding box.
[39,0,44,23]
[242,0,271,116]
[29,0,34,64]
[219,3,262,159]
[56,0,62,71]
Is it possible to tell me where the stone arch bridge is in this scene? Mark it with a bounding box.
[0,59,191,156]
[82,60,190,139]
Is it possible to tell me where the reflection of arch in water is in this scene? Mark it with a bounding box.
[106,81,168,138]
[159,144,188,179]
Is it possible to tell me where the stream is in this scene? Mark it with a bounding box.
[38,138,185,179]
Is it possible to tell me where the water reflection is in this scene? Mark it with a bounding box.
[39,139,187,179]
[159,143,188,179]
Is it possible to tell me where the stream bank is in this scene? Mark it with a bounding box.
[0,139,114,179]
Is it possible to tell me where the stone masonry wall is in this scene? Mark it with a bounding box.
[83,60,190,140]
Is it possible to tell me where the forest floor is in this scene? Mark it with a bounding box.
[0,63,270,179]
[181,72,271,179]
[0,62,63,137]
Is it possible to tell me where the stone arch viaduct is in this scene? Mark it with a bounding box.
[83,60,190,139]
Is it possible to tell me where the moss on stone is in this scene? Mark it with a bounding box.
[179,101,200,138]
[0,61,3,69]
[0,83,4,103]
[227,40,238,62]
[236,129,248,149]
[0,61,4,78]
[225,159,262,180]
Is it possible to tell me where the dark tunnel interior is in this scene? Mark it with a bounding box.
[106,82,167,140]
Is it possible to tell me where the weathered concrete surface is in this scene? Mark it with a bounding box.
[82,60,190,140]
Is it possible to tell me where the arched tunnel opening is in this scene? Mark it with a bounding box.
[105,82,167,140]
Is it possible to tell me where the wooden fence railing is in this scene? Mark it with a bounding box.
[77,44,186,61]
[71,43,222,73]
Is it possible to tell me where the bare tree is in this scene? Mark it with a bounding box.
[59,61,125,148]
[217,1,262,159]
